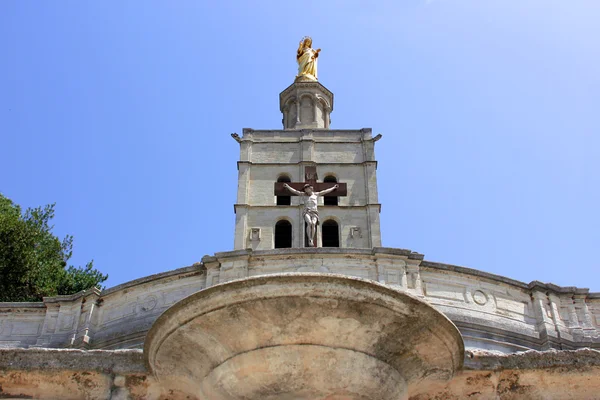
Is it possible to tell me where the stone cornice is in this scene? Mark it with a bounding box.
[421,260,598,296]
[233,203,381,210]
[237,161,378,167]
[100,265,203,296]
[0,348,146,373]
[241,128,371,137]
[0,302,46,309]
[279,81,334,111]
[42,287,102,304]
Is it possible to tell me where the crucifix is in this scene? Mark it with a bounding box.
[274,166,347,247]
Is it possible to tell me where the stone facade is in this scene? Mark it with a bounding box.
[1,248,598,354]
[1,70,599,399]
[234,128,382,250]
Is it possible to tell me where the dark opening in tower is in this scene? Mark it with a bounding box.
[274,220,292,248]
[322,219,339,248]
[323,176,338,206]
[277,176,291,205]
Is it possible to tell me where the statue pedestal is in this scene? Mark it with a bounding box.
[295,74,317,82]
[279,80,334,129]
[145,274,464,400]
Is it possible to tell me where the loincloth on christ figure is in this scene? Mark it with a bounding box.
[302,208,319,225]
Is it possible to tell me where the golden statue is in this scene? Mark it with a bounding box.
[296,36,321,81]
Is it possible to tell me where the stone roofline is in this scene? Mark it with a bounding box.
[242,128,372,132]
[241,127,375,137]
[1,246,596,309]
[1,247,597,352]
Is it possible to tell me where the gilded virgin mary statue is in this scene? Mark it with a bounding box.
[296,37,321,82]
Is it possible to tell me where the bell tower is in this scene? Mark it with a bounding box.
[280,81,333,129]
[232,38,382,250]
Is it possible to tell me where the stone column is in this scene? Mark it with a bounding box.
[72,289,101,349]
[405,259,423,296]
[531,290,560,350]
[573,294,597,340]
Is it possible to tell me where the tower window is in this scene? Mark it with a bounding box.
[274,220,292,248]
[322,220,339,248]
[323,176,338,206]
[277,176,291,205]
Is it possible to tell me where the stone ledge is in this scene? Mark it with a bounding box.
[421,260,598,294]
[465,348,600,370]
[0,348,146,374]
[0,302,46,309]
[100,265,202,296]
[43,286,101,304]
[2,347,598,375]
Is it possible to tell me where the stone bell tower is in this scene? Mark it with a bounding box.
[280,81,333,129]
[232,39,382,250]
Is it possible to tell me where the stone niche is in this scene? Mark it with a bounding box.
[144,273,464,400]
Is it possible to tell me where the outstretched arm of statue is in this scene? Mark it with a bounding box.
[316,184,339,196]
[283,183,304,196]
[314,48,321,58]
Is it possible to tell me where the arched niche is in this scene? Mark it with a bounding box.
[322,219,340,248]
[299,95,315,125]
[274,220,293,249]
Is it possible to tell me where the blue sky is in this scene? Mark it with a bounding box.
[1,1,598,291]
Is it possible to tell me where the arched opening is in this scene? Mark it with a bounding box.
[274,220,292,248]
[323,176,338,206]
[277,176,291,205]
[322,220,339,248]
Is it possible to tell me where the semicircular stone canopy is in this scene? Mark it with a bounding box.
[145,273,464,400]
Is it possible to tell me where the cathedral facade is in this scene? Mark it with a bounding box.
[0,43,599,399]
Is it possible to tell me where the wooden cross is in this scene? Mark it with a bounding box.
[273,166,347,197]
[274,166,347,247]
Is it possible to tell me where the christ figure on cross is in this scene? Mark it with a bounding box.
[283,182,339,247]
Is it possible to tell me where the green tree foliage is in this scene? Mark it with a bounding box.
[0,194,108,301]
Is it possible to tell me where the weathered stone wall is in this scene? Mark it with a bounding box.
[1,347,599,399]
[0,267,206,350]
[1,248,598,353]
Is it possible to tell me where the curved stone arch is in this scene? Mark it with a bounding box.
[298,92,317,103]
[276,173,293,182]
[322,173,338,182]
[321,215,342,226]
[275,215,294,225]
[315,94,331,110]
[284,96,297,109]
[283,96,298,129]
[315,94,331,128]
